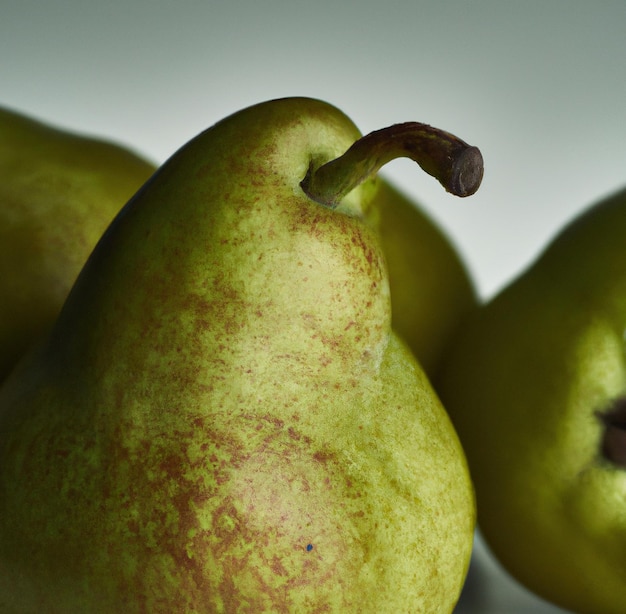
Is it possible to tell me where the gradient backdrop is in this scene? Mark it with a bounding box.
[3,1,626,612]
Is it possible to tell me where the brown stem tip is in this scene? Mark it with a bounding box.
[301,122,484,208]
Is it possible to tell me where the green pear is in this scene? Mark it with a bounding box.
[0,106,156,381]
[0,97,482,613]
[437,186,626,614]
[366,180,477,377]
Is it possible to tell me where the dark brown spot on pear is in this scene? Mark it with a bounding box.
[598,398,626,468]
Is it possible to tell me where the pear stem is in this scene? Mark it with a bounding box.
[300,122,484,208]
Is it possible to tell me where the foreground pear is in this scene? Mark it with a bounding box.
[0,106,156,381]
[367,180,477,377]
[0,97,482,613]
[437,186,626,614]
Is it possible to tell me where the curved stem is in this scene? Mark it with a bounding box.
[301,122,484,207]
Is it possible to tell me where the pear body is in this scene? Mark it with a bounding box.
[437,187,626,614]
[0,107,156,380]
[367,180,477,377]
[0,98,474,613]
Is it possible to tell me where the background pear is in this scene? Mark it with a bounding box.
[0,97,478,613]
[0,106,156,380]
[366,180,477,377]
[437,186,626,614]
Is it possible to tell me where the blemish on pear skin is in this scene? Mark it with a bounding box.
[598,398,626,468]
[271,555,289,576]
[288,427,311,443]
[312,450,334,465]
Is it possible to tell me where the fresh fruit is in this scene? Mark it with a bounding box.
[367,179,477,377]
[437,186,626,614]
[0,97,482,613]
[0,106,156,380]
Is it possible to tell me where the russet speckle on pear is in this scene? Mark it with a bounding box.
[0,97,475,613]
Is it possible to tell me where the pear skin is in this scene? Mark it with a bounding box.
[0,98,474,613]
[437,186,626,614]
[0,107,156,380]
[366,180,477,377]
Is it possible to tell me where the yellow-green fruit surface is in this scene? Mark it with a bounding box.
[0,97,475,613]
[437,186,626,614]
[0,107,156,380]
[367,180,477,377]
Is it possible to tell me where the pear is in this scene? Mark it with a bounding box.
[366,180,477,377]
[0,97,482,613]
[437,186,626,614]
[0,106,156,380]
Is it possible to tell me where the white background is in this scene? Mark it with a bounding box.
[3,1,625,612]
